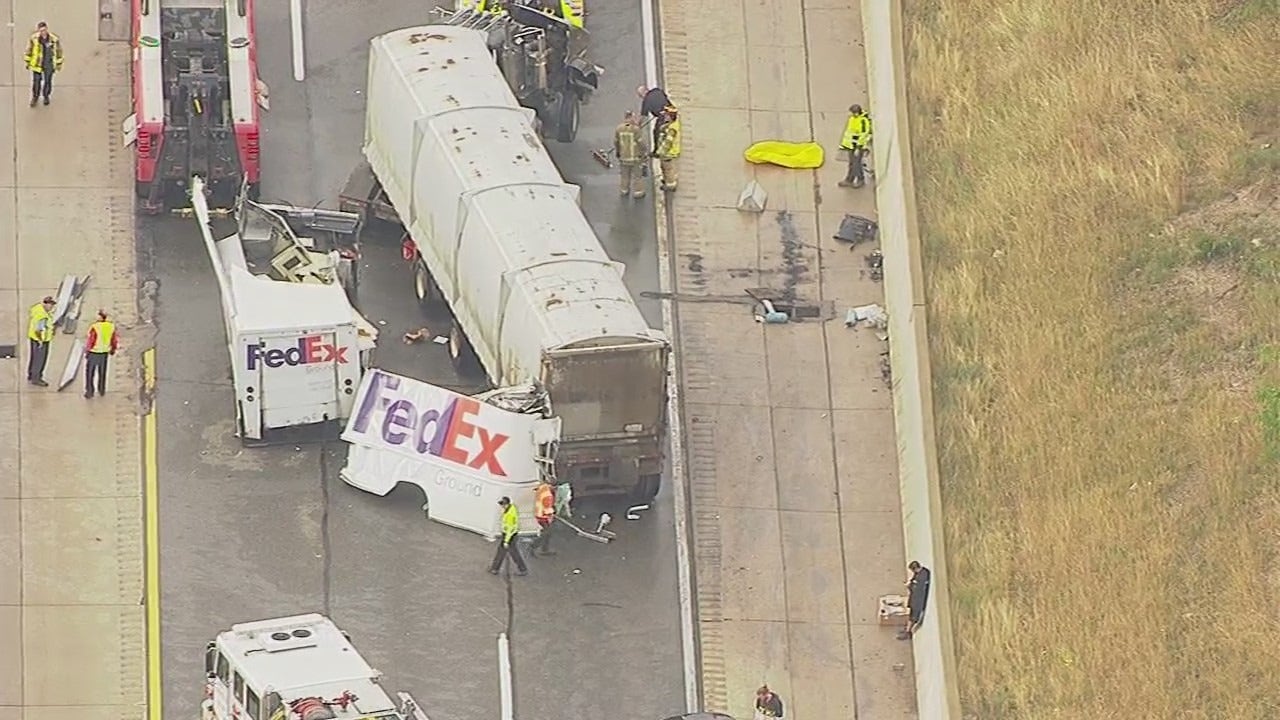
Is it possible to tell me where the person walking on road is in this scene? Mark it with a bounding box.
[528,480,558,556]
[27,296,56,387]
[614,111,648,199]
[754,685,784,720]
[84,310,119,399]
[24,22,64,107]
[488,496,528,576]
[838,104,872,188]
[653,108,682,193]
[898,560,932,640]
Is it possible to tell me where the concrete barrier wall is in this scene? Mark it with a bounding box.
[860,2,963,717]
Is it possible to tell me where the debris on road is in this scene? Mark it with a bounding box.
[737,180,767,213]
[845,303,887,330]
[755,298,790,324]
[403,327,431,343]
[591,148,613,168]
[626,504,650,520]
[833,213,878,248]
[866,249,884,281]
[56,338,86,392]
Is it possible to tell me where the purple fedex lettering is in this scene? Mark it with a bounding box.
[247,335,349,370]
[351,371,510,476]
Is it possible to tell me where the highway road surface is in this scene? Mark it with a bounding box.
[144,2,681,719]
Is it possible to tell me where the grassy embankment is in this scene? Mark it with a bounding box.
[904,1,1280,716]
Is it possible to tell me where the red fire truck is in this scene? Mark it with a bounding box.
[131,0,262,213]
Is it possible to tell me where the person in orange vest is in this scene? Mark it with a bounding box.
[84,310,119,398]
[528,480,558,556]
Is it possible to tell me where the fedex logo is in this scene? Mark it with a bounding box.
[247,335,349,371]
[351,371,511,477]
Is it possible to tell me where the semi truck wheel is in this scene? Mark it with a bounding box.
[636,473,662,502]
[555,92,580,143]
[448,321,483,376]
[413,259,442,311]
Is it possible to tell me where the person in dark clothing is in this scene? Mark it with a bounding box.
[24,22,63,107]
[754,685,784,720]
[637,85,676,149]
[898,560,932,640]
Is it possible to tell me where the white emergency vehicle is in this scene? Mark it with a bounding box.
[191,176,378,444]
[202,614,428,720]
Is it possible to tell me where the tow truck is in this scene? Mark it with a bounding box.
[130,0,262,213]
[442,0,600,143]
[202,614,428,720]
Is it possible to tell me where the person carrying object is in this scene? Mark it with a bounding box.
[27,295,56,387]
[838,104,872,188]
[614,110,649,199]
[488,496,529,576]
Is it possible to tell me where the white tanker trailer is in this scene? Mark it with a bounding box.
[352,25,669,501]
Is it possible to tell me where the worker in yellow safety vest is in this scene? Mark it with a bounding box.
[838,104,872,188]
[614,111,648,199]
[24,22,63,107]
[557,0,584,28]
[457,0,506,16]
[488,497,529,576]
[528,481,558,556]
[27,295,56,387]
[84,310,119,399]
[653,109,681,193]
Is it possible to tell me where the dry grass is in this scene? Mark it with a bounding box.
[903,0,1280,717]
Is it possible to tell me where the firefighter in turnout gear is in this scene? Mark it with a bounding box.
[528,481,558,556]
[488,497,529,576]
[838,104,872,188]
[614,111,648,199]
[654,108,681,193]
[24,22,63,107]
[83,310,119,398]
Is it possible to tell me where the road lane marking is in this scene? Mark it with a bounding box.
[143,347,163,720]
[639,0,701,711]
[498,633,514,720]
[290,0,306,81]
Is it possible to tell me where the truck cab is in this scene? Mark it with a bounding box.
[203,614,427,720]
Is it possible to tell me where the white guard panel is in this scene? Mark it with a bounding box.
[340,369,554,538]
[363,27,666,386]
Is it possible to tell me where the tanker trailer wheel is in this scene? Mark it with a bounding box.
[635,473,662,503]
[554,91,580,143]
[448,321,483,376]
[413,259,444,312]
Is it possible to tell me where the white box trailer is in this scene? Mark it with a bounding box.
[361,26,670,500]
[192,177,377,443]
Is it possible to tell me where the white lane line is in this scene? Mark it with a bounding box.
[290,0,306,81]
[640,0,701,712]
[499,632,515,720]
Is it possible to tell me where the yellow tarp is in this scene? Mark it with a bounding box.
[743,141,825,169]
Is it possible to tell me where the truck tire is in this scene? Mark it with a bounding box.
[635,473,662,502]
[448,321,483,376]
[555,91,580,143]
[413,259,442,311]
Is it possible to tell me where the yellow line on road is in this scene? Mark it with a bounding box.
[143,348,163,720]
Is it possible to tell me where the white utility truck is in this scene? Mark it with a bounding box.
[202,614,428,720]
[354,26,670,501]
[192,176,378,444]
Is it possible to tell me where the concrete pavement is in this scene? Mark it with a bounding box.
[654,0,918,717]
[152,3,684,720]
[0,2,147,720]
